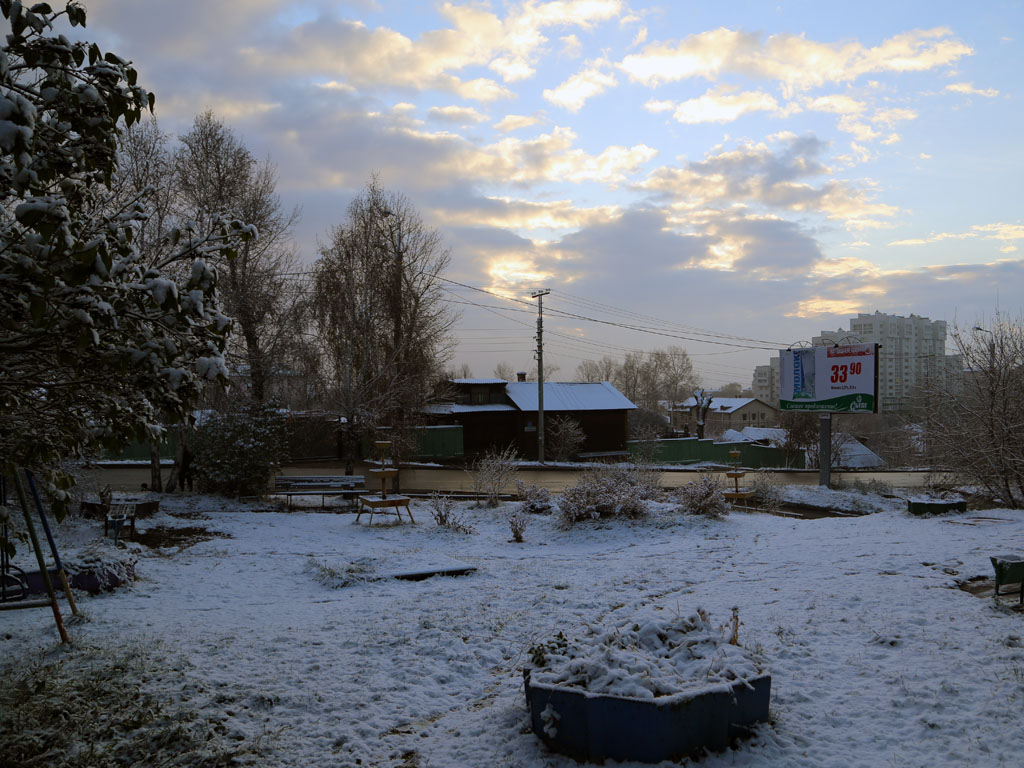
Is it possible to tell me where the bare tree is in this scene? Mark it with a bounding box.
[576,347,698,413]
[717,382,744,397]
[312,178,456,477]
[174,111,304,403]
[547,416,586,461]
[575,356,619,383]
[494,361,516,381]
[921,317,1024,506]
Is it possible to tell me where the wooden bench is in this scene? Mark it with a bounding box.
[272,475,365,509]
[991,555,1024,604]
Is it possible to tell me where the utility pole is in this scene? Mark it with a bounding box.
[383,208,403,491]
[532,289,550,463]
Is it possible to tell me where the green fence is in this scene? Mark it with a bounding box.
[628,437,802,469]
[101,431,178,462]
[412,425,464,460]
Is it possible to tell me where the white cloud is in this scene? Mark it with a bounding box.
[543,59,618,111]
[428,105,488,124]
[240,0,624,101]
[667,85,784,124]
[945,82,1000,97]
[805,94,866,115]
[560,34,582,58]
[494,113,542,132]
[643,99,675,113]
[618,27,972,96]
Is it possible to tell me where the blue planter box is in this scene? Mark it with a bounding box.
[525,670,771,763]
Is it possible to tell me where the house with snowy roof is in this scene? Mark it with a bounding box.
[425,379,636,459]
[670,397,778,437]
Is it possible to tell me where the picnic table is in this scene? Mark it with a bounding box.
[272,475,365,509]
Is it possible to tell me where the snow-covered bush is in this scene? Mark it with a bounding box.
[750,469,783,513]
[509,511,527,542]
[675,473,728,519]
[558,466,651,526]
[527,608,762,699]
[516,480,553,514]
[192,400,289,497]
[426,492,474,534]
[470,444,518,508]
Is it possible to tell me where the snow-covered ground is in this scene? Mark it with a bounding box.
[3,490,1024,767]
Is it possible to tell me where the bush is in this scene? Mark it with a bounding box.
[425,492,474,534]
[469,444,519,508]
[508,511,527,542]
[750,469,783,514]
[192,400,289,497]
[547,416,585,461]
[558,465,653,526]
[676,473,728,519]
[515,480,553,514]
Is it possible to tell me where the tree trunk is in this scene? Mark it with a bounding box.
[148,438,163,492]
[165,424,186,492]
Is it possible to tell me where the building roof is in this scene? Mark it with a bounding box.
[678,396,771,413]
[449,378,507,385]
[504,381,636,412]
[424,403,517,415]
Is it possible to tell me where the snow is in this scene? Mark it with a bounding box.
[505,381,637,411]
[4,490,1024,767]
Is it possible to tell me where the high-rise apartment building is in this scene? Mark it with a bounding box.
[751,311,962,411]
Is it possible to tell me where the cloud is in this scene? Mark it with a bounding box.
[429,196,619,232]
[944,82,1000,98]
[236,0,623,102]
[494,113,543,132]
[805,94,866,115]
[543,59,618,111]
[618,26,971,96]
[560,34,582,58]
[640,133,898,228]
[428,105,489,124]
[664,85,784,124]
[483,126,657,184]
[889,223,1023,251]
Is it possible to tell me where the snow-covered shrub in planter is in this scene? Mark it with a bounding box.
[524,609,771,763]
[515,480,553,514]
[192,400,289,497]
[676,473,728,518]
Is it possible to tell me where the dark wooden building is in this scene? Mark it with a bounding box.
[426,379,636,460]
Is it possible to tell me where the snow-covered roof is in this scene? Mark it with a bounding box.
[678,397,767,413]
[504,381,636,412]
[449,378,507,385]
[424,403,517,415]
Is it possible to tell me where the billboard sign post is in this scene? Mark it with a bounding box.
[778,343,879,488]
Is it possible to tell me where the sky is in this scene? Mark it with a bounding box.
[65,1,1024,386]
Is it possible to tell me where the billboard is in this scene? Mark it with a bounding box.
[779,343,877,413]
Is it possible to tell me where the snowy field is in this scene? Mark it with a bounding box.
[3,491,1024,767]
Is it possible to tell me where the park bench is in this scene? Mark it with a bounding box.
[272,475,365,510]
[991,555,1024,604]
